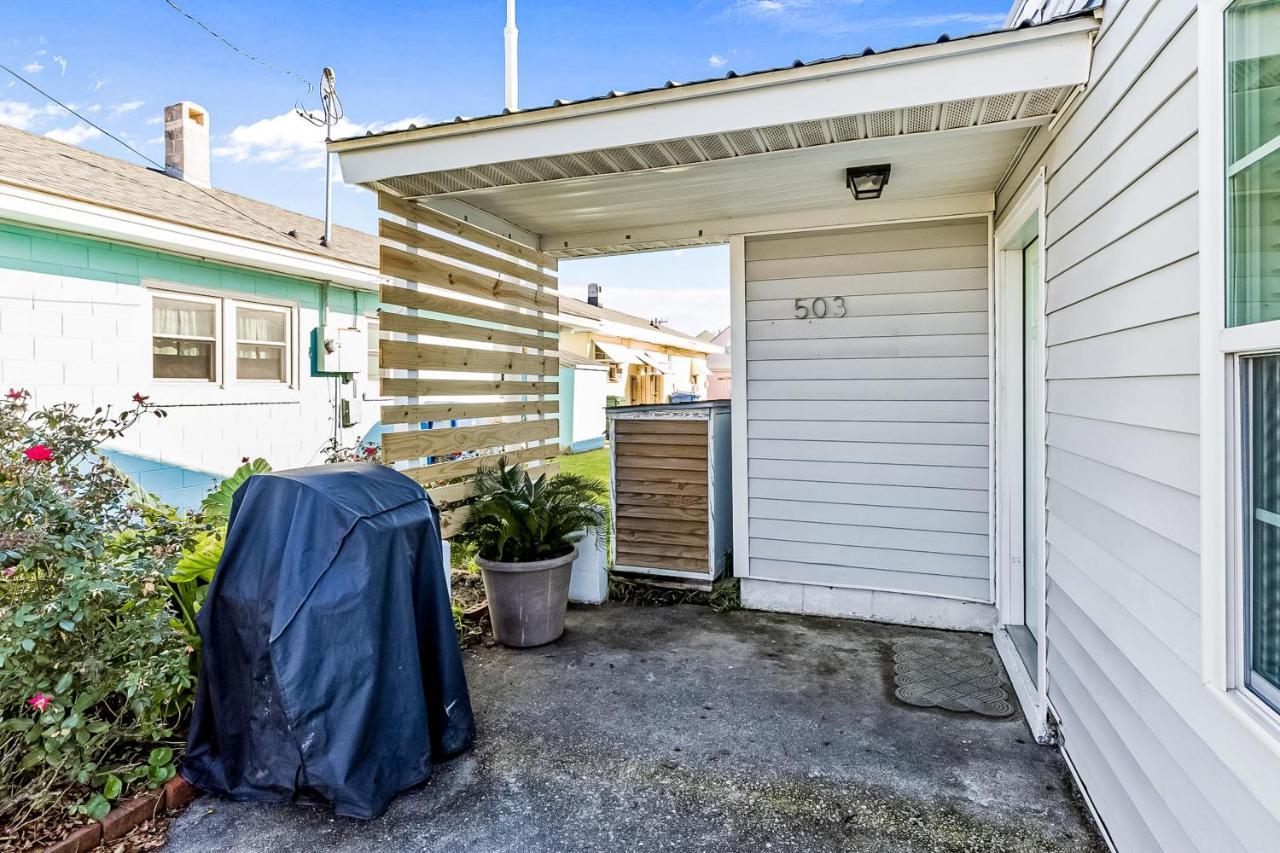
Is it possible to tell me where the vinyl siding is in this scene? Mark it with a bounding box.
[744,220,991,602]
[999,0,1280,849]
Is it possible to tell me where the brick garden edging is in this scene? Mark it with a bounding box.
[42,776,197,853]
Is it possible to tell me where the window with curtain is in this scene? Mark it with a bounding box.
[235,306,289,382]
[152,295,217,380]
[150,289,294,385]
[1227,0,1280,711]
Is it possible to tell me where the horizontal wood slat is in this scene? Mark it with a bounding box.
[380,377,557,398]
[382,222,557,291]
[617,528,709,548]
[402,441,560,486]
[381,339,558,376]
[617,517,710,536]
[610,432,708,447]
[440,504,471,538]
[381,241,556,311]
[384,418,558,463]
[615,443,706,460]
[615,491,706,508]
[383,399,559,426]
[614,419,707,435]
[615,467,708,485]
[615,541,710,562]
[378,192,558,271]
[615,551,710,573]
[427,479,477,506]
[618,480,709,496]
[617,505,706,522]
[380,284,559,333]
[378,311,555,352]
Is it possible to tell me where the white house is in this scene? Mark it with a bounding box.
[0,105,384,507]
[332,0,1280,849]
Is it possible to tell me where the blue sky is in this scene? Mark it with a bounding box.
[1,0,1009,332]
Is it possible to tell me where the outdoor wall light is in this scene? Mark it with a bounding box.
[846,164,892,200]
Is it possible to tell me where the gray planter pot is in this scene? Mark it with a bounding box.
[477,546,577,648]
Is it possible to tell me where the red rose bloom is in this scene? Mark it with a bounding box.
[4,388,22,400]
[23,445,53,463]
[132,392,149,404]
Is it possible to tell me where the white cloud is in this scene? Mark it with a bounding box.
[52,55,67,75]
[90,79,106,93]
[213,110,430,171]
[44,123,103,145]
[110,100,145,117]
[708,54,727,67]
[144,115,163,126]
[22,61,44,74]
[0,99,61,130]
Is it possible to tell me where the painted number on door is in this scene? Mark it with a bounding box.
[793,297,847,319]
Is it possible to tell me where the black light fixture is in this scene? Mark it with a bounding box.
[846,164,892,200]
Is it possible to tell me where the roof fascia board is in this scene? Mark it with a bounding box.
[594,318,721,353]
[544,192,995,255]
[0,182,383,290]
[335,21,1095,185]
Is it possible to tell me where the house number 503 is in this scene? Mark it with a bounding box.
[794,296,847,319]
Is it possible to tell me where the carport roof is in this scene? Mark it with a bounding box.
[332,8,1100,257]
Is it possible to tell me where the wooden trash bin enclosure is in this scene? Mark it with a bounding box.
[607,401,732,587]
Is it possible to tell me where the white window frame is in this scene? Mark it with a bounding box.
[146,282,299,392]
[233,302,294,385]
[150,289,222,384]
[992,168,1051,743]
[1198,0,1280,738]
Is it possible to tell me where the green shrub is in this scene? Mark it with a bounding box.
[457,457,609,563]
[0,391,198,831]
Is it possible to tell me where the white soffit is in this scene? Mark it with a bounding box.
[335,14,1097,256]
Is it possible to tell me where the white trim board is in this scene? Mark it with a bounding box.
[741,578,997,632]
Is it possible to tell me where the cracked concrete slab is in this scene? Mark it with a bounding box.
[161,603,1104,852]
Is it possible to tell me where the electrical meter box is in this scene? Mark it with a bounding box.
[315,325,365,375]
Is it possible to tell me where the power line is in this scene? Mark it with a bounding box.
[0,62,297,244]
[160,0,313,96]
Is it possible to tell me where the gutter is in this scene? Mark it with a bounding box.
[0,181,384,291]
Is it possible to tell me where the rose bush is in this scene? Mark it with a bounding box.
[0,391,201,840]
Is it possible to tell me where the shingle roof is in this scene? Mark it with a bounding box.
[334,5,1101,147]
[559,295,711,349]
[0,122,378,269]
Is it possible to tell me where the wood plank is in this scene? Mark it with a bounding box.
[378,310,555,352]
[617,505,706,522]
[615,456,706,472]
[381,242,556,312]
[401,442,559,485]
[383,399,559,426]
[615,491,706,508]
[428,479,477,506]
[617,516,710,536]
[608,431,707,447]
[381,339,558,376]
[381,377,557,398]
[615,541,710,562]
[383,418,558,463]
[382,222,557,291]
[617,528,708,548]
[613,419,707,435]
[614,467,707,485]
[380,283,559,333]
[439,504,471,538]
[615,480,708,497]
[615,551,710,573]
[616,443,706,460]
[378,192,558,271]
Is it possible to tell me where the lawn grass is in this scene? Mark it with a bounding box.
[556,447,611,511]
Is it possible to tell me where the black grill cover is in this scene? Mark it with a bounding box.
[181,463,474,819]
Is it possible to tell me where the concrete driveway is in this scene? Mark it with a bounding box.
[161,603,1103,852]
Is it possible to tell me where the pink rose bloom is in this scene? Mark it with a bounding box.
[23,445,53,463]
[27,693,50,712]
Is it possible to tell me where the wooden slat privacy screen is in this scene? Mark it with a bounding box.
[376,192,560,537]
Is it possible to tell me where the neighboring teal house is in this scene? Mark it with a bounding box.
[0,103,384,508]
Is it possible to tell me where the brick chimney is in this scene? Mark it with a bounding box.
[164,102,210,188]
[587,282,601,307]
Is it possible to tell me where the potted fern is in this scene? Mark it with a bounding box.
[458,457,608,647]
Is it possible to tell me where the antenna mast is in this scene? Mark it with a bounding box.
[298,67,343,248]
[504,0,519,111]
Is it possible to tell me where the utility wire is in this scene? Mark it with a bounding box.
[0,61,299,245]
[160,0,313,96]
